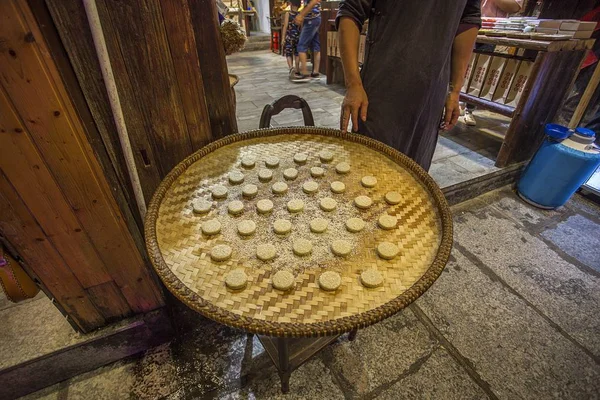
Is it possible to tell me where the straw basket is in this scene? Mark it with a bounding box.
[145,127,453,337]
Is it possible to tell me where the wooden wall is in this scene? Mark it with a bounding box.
[0,0,164,332]
[45,0,238,204]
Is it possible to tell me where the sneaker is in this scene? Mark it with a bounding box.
[464,111,476,126]
[292,74,310,83]
[310,72,321,79]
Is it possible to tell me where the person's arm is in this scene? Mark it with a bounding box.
[444,27,479,130]
[494,0,522,14]
[339,17,368,132]
[335,0,372,132]
[295,0,321,25]
[282,12,289,45]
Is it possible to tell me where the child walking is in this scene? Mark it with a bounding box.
[282,0,302,80]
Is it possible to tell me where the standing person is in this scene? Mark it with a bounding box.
[282,0,302,80]
[338,1,481,170]
[463,0,523,126]
[293,0,322,82]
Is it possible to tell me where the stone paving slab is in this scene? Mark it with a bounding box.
[216,358,344,400]
[323,309,438,396]
[416,248,600,399]
[453,192,600,357]
[542,214,600,272]
[322,309,487,400]
[375,348,486,400]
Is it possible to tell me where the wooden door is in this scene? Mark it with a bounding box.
[45,0,238,204]
[0,0,164,332]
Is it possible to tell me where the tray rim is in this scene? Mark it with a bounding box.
[144,127,453,338]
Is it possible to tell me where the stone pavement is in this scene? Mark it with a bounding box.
[21,187,600,400]
[228,50,504,188]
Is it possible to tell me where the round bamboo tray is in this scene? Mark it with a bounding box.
[145,127,453,337]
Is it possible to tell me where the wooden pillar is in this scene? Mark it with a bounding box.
[569,62,600,129]
[0,0,164,332]
[189,0,239,140]
[497,48,589,166]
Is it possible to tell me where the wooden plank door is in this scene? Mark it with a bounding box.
[45,0,237,204]
[0,0,164,332]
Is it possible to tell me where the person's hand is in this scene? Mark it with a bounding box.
[341,83,368,133]
[294,14,304,26]
[441,92,460,131]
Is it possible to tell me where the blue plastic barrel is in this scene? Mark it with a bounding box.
[517,126,600,209]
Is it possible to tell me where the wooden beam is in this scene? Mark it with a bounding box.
[160,0,213,150]
[98,0,194,177]
[459,93,516,118]
[45,0,239,203]
[442,163,526,206]
[475,35,595,52]
[189,0,239,139]
[569,62,600,129]
[84,0,164,202]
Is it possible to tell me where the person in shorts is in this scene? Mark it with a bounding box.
[282,0,302,79]
[293,0,322,82]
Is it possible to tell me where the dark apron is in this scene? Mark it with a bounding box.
[358,0,468,170]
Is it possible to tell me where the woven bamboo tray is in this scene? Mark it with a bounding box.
[145,127,453,337]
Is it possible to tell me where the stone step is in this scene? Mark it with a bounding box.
[242,40,271,52]
[247,34,271,43]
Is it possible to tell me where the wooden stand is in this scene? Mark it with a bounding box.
[460,36,594,167]
[255,328,357,393]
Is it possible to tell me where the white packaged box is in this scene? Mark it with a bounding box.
[572,30,594,39]
[505,61,533,106]
[538,19,564,29]
[579,21,598,31]
[492,59,520,103]
[467,54,492,97]
[536,27,559,34]
[480,56,507,100]
[560,20,581,31]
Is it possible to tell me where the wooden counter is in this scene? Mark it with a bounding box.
[474,35,594,52]
[459,35,595,166]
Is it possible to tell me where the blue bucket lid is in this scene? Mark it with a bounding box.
[545,124,571,140]
[575,127,596,137]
